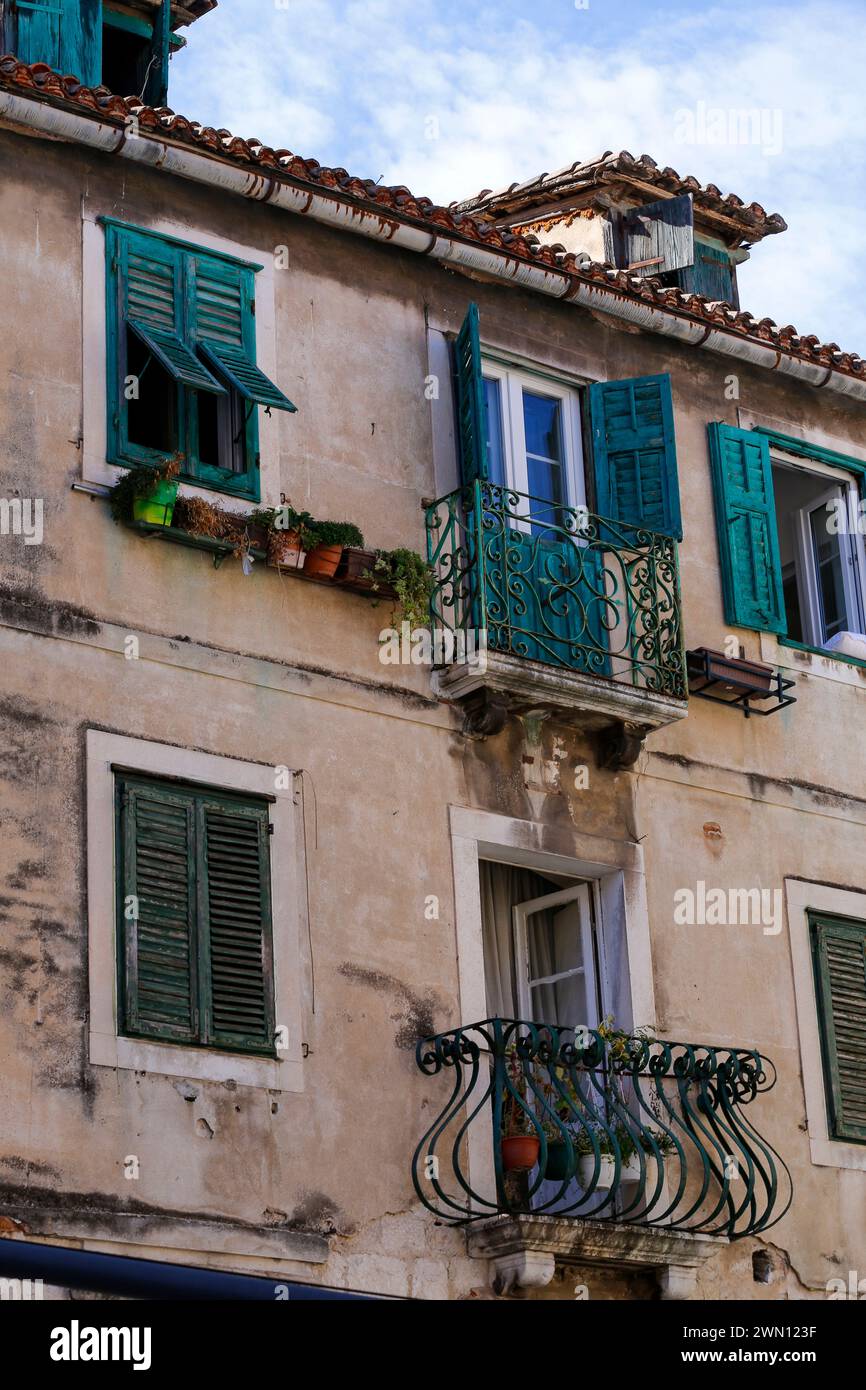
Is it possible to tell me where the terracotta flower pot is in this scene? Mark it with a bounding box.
[303,542,344,579]
[501,1135,540,1173]
[268,529,304,570]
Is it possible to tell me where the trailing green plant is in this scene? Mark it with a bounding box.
[108,453,182,523]
[364,547,433,628]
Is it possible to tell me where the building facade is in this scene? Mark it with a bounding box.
[0,0,864,1301]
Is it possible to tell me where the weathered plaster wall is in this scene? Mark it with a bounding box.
[0,119,864,1299]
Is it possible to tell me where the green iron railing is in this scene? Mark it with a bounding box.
[412,1020,792,1238]
[425,483,687,697]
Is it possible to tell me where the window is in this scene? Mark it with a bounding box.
[773,463,865,647]
[479,862,603,1027]
[116,771,276,1057]
[810,913,866,1144]
[102,2,173,106]
[481,362,585,528]
[708,424,866,652]
[105,220,295,501]
[513,882,600,1028]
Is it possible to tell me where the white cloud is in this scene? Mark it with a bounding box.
[172,0,866,349]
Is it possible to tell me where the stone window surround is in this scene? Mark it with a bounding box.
[785,876,866,1171]
[80,205,283,512]
[447,807,727,1298]
[86,729,305,1091]
[448,803,656,1032]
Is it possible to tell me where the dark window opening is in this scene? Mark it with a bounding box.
[196,383,247,475]
[125,325,177,455]
[101,25,152,99]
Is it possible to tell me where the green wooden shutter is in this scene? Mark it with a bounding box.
[119,779,198,1044]
[200,798,275,1054]
[454,303,489,485]
[810,914,866,1143]
[191,253,297,412]
[589,373,682,539]
[707,423,786,633]
[687,245,739,308]
[117,774,276,1056]
[14,0,101,84]
[142,0,171,107]
[14,0,63,67]
[111,226,226,394]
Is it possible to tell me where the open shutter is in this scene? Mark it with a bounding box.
[191,253,296,412]
[13,0,63,68]
[200,799,275,1054]
[811,915,866,1142]
[707,423,785,633]
[622,193,694,277]
[14,0,101,84]
[590,373,682,539]
[119,779,198,1044]
[112,226,226,394]
[142,0,171,107]
[687,245,739,308]
[454,303,488,485]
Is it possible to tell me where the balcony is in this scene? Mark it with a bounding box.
[425,483,688,763]
[412,1020,792,1295]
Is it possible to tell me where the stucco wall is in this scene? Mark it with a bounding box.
[0,117,864,1299]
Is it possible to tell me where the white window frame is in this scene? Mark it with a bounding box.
[512,882,600,1028]
[481,359,586,515]
[792,482,866,644]
[785,877,866,1171]
[772,454,866,650]
[86,730,305,1091]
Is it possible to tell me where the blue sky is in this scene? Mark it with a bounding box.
[171,0,865,352]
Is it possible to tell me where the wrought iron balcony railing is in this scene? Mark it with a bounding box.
[412,1020,792,1239]
[425,482,687,698]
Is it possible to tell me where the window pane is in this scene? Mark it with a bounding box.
[483,378,505,487]
[523,391,563,462]
[126,325,177,455]
[810,508,848,639]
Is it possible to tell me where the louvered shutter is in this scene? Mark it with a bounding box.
[454,303,489,485]
[14,0,100,85]
[200,798,275,1053]
[191,254,297,412]
[707,423,786,633]
[589,373,682,539]
[112,227,226,394]
[119,779,198,1044]
[811,914,866,1142]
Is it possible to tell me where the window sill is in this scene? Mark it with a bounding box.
[90,1028,302,1091]
[761,632,866,688]
[780,636,866,671]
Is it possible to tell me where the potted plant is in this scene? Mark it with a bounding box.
[361,547,433,628]
[574,1124,642,1189]
[303,520,365,580]
[499,1049,541,1173]
[109,454,182,527]
[265,505,318,571]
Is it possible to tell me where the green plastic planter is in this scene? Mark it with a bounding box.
[133,480,178,527]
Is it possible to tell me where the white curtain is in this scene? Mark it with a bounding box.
[480,862,557,1019]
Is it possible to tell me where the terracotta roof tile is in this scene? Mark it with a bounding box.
[453,150,787,240]
[0,58,861,385]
